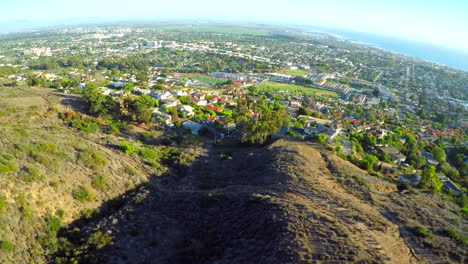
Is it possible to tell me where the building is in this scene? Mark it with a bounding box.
[178,105,195,116]
[377,146,406,164]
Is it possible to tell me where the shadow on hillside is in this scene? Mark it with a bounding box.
[52,139,296,264]
[55,93,88,113]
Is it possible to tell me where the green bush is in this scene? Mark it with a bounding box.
[139,148,158,159]
[445,228,467,244]
[46,216,62,233]
[0,195,6,213]
[0,156,18,174]
[28,141,61,167]
[80,208,100,219]
[108,123,120,135]
[119,140,138,155]
[126,166,137,175]
[0,241,14,251]
[70,118,100,133]
[21,206,34,219]
[56,209,65,219]
[145,160,162,169]
[73,186,94,202]
[413,225,431,238]
[79,149,108,171]
[87,232,113,249]
[22,166,40,182]
[91,174,107,190]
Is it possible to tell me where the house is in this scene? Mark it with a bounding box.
[437,173,463,195]
[290,101,302,108]
[170,89,188,96]
[398,174,421,185]
[378,146,406,164]
[356,125,371,132]
[178,105,195,116]
[196,100,208,106]
[152,108,172,125]
[162,99,180,108]
[182,120,204,135]
[377,162,398,177]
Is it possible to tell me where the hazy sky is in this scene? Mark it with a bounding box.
[1,0,467,52]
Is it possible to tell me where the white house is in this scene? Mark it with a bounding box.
[196,100,208,106]
[178,105,195,116]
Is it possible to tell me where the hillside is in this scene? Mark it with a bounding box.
[0,86,466,264]
[52,140,467,263]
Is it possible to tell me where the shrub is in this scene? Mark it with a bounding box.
[21,206,34,219]
[46,216,62,233]
[91,174,107,190]
[145,160,162,169]
[139,148,158,159]
[126,166,137,175]
[413,225,431,238]
[80,208,99,219]
[0,195,5,213]
[445,228,467,244]
[28,141,60,167]
[56,209,65,219]
[70,118,100,133]
[119,140,138,155]
[0,156,18,174]
[22,166,40,182]
[87,232,113,249]
[0,241,14,251]
[73,186,94,202]
[108,123,120,135]
[79,149,108,171]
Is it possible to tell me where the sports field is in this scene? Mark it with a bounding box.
[280,69,311,76]
[255,81,337,96]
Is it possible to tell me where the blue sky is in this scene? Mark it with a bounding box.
[1,0,467,52]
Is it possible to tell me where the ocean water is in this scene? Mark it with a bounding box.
[307,27,468,72]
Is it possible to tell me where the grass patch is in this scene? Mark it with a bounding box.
[0,195,6,213]
[91,174,107,190]
[0,241,14,251]
[413,225,432,238]
[139,148,158,159]
[256,81,337,96]
[80,208,100,219]
[279,69,311,76]
[70,118,100,133]
[445,228,467,244]
[73,186,94,202]
[119,140,138,155]
[79,149,108,171]
[87,232,113,249]
[21,166,40,182]
[126,166,138,175]
[0,156,18,174]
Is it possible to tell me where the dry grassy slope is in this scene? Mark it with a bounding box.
[68,140,466,264]
[0,87,156,264]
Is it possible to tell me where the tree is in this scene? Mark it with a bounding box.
[83,83,106,115]
[171,107,180,124]
[419,166,443,192]
[313,134,328,143]
[432,147,446,163]
[124,95,157,124]
[124,83,134,94]
[235,99,287,144]
[297,107,312,116]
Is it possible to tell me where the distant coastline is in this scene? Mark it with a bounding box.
[307,26,468,72]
